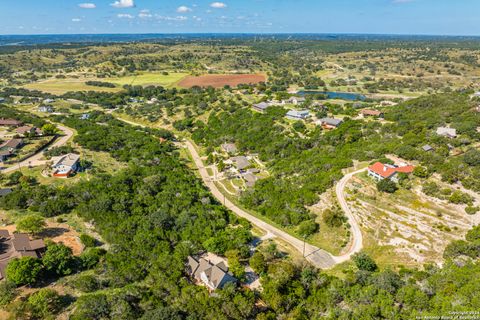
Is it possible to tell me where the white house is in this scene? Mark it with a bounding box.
[51,153,80,178]
[286,110,310,120]
[436,127,457,138]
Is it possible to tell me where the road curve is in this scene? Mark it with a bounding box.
[1,124,74,174]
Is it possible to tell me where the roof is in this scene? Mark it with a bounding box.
[320,118,343,127]
[422,145,434,151]
[253,102,271,110]
[16,126,34,134]
[186,256,236,290]
[436,127,457,137]
[231,156,250,170]
[221,143,237,153]
[361,109,383,116]
[286,110,310,119]
[52,153,80,168]
[288,96,306,102]
[0,119,22,126]
[0,138,22,149]
[368,162,414,179]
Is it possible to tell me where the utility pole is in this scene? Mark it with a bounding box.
[302,235,306,258]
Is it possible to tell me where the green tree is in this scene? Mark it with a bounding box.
[377,179,398,193]
[413,166,429,178]
[16,214,46,235]
[6,257,43,286]
[43,243,75,276]
[226,250,245,280]
[80,234,96,248]
[249,252,266,274]
[27,288,62,319]
[0,280,17,307]
[41,123,59,135]
[71,293,110,320]
[352,251,378,272]
[297,220,319,237]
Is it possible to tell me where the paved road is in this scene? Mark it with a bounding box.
[334,167,367,263]
[1,124,74,173]
[116,116,365,268]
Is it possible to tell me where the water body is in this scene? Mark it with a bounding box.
[297,91,366,101]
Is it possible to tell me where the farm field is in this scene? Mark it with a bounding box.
[178,73,266,88]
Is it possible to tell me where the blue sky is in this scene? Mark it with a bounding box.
[0,0,479,35]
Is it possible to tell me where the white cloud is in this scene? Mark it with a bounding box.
[155,15,188,21]
[138,9,152,18]
[117,13,134,18]
[72,18,82,22]
[111,0,135,8]
[78,3,96,9]
[210,2,227,8]
[177,5,192,13]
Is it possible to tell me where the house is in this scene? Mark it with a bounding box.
[0,98,5,103]
[16,126,42,136]
[252,102,271,113]
[186,256,236,291]
[0,150,12,162]
[286,110,310,120]
[436,127,457,138]
[473,92,480,97]
[0,118,22,127]
[242,172,259,187]
[38,105,54,113]
[80,113,90,120]
[221,143,237,154]
[42,98,55,104]
[368,162,415,183]
[287,96,306,105]
[0,230,46,280]
[360,109,384,118]
[51,153,80,177]
[422,145,434,152]
[230,156,250,171]
[317,118,343,129]
[0,138,23,151]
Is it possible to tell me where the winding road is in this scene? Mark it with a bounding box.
[1,124,74,174]
[185,140,365,268]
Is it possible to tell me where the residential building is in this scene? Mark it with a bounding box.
[51,153,80,177]
[317,118,343,129]
[0,98,5,103]
[0,188,12,197]
[0,150,12,162]
[0,230,46,280]
[80,113,90,120]
[38,105,54,113]
[42,98,55,104]
[252,102,271,113]
[360,109,384,118]
[287,96,306,105]
[422,145,434,152]
[286,110,310,120]
[221,143,237,154]
[186,256,236,291]
[436,127,457,138]
[242,172,259,187]
[230,156,250,171]
[16,126,42,136]
[0,118,22,127]
[0,138,23,151]
[368,162,415,183]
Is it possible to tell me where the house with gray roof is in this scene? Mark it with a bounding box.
[422,145,434,152]
[242,172,259,188]
[317,118,343,129]
[221,143,237,154]
[230,156,250,171]
[286,110,310,120]
[51,153,80,177]
[252,102,271,113]
[436,127,457,138]
[187,256,236,291]
[287,96,306,105]
[0,138,23,151]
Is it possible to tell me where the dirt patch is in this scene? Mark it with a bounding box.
[178,74,266,88]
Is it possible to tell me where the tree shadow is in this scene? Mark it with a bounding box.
[38,227,70,238]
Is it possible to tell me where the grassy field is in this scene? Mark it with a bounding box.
[106,72,188,87]
[23,78,122,94]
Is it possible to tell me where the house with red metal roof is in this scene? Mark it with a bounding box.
[367,162,414,183]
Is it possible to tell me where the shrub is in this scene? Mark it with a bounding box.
[0,281,17,307]
[352,251,378,272]
[16,214,46,235]
[6,257,43,286]
[297,220,319,237]
[377,179,398,193]
[43,243,75,276]
[323,208,346,228]
[80,234,96,248]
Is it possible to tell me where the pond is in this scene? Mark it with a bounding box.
[297,91,366,101]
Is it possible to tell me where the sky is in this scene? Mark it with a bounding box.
[0,0,479,36]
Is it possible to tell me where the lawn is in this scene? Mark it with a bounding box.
[106,72,188,87]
